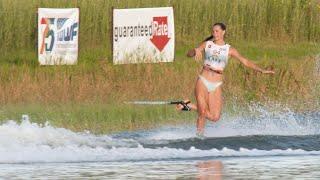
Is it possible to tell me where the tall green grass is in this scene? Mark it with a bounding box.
[0,0,319,60]
[0,42,318,106]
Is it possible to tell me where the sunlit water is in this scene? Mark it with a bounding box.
[0,104,319,179]
[1,156,320,179]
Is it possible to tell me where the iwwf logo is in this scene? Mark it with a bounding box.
[40,17,78,54]
[57,18,78,42]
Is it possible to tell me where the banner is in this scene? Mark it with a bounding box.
[113,7,175,64]
[38,8,79,65]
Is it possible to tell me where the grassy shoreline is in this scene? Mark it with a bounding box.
[0,42,318,133]
[0,103,197,134]
[0,42,318,104]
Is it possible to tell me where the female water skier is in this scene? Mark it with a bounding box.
[177,23,275,136]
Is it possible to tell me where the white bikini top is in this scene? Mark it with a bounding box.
[204,41,230,71]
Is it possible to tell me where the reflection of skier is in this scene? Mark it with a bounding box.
[40,18,49,54]
[197,161,223,180]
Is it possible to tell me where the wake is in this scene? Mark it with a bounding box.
[0,103,319,164]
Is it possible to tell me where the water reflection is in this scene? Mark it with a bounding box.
[196,160,223,180]
[2,156,320,179]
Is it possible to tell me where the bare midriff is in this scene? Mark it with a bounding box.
[200,65,223,82]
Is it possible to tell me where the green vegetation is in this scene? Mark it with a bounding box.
[1,0,319,59]
[0,103,196,133]
[0,0,319,133]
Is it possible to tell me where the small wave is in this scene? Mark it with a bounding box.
[1,143,320,164]
[0,103,319,164]
[141,135,320,151]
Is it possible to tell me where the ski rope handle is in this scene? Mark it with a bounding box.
[172,100,191,111]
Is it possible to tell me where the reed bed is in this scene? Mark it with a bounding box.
[0,0,319,57]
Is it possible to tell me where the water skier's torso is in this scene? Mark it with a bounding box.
[201,41,230,82]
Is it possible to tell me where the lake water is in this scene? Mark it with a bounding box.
[0,106,319,179]
[1,155,320,179]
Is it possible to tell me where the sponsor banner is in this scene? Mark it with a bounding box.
[38,8,79,65]
[113,7,175,64]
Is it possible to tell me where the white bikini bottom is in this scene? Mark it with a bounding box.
[199,75,222,92]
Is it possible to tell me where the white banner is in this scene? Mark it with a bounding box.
[113,7,175,64]
[38,8,79,65]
